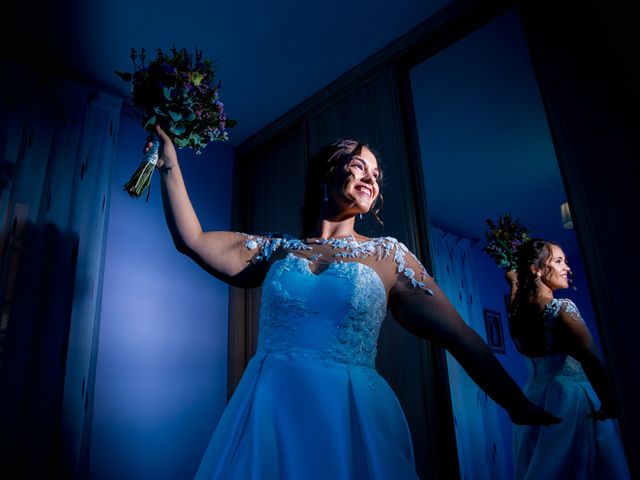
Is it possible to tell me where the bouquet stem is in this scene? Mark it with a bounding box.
[124,135,160,201]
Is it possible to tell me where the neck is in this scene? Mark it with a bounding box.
[310,216,357,240]
[534,282,554,301]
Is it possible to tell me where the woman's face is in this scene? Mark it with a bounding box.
[330,146,380,214]
[539,244,571,291]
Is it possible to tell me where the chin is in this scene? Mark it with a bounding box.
[355,201,372,213]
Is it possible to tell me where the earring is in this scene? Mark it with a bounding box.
[359,213,363,220]
[323,184,328,202]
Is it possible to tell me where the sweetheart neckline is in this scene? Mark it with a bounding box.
[271,252,387,295]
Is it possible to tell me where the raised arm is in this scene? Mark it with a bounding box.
[388,249,560,426]
[151,125,266,287]
[554,302,616,419]
[505,270,518,305]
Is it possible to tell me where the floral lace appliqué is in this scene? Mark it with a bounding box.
[543,299,583,325]
[240,233,311,262]
[257,254,386,368]
[313,236,434,295]
[241,233,433,294]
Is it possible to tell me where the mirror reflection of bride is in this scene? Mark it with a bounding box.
[507,239,630,479]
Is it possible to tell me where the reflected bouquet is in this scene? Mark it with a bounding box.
[115,47,236,199]
[483,213,532,271]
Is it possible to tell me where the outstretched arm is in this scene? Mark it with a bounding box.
[151,125,266,287]
[555,303,616,419]
[390,282,559,425]
[387,247,560,426]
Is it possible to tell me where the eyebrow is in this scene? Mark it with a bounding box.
[353,156,380,173]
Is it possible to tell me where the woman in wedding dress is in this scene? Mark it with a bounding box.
[149,125,559,479]
[507,239,630,479]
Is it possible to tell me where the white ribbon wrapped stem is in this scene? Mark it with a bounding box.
[145,136,160,166]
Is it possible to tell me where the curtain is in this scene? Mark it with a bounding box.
[0,63,121,478]
[430,227,508,479]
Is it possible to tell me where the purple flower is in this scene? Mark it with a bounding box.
[116,47,235,146]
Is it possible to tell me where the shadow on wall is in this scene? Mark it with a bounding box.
[0,64,121,478]
[0,221,79,478]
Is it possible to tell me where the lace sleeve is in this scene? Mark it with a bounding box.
[387,242,488,351]
[555,300,615,416]
[539,298,584,352]
[558,299,584,324]
[550,298,600,357]
[389,240,434,295]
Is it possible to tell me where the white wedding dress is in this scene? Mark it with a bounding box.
[194,235,432,479]
[512,298,630,479]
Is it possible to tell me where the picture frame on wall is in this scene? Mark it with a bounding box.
[483,308,506,354]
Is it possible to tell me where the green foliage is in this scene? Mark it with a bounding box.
[483,213,532,271]
[115,46,236,153]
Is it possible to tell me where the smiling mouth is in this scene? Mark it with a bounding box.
[354,185,372,197]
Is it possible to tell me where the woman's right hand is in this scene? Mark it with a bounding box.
[144,125,177,170]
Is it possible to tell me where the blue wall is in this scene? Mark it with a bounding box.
[90,115,234,479]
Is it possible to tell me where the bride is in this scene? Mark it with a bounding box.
[507,239,630,479]
[148,125,559,479]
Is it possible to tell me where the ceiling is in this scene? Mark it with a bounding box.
[6,0,451,145]
[410,8,577,253]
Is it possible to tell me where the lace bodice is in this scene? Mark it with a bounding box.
[241,234,434,368]
[525,298,588,385]
[258,254,386,367]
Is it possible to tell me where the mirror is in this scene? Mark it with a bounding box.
[409,8,603,478]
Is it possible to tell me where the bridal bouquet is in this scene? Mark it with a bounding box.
[483,213,532,271]
[115,47,236,199]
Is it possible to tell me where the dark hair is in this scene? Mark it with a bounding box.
[300,139,384,237]
[508,238,560,354]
